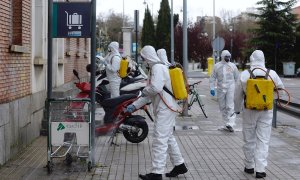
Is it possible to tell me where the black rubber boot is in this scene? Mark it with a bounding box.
[139,173,162,180]
[244,167,254,174]
[165,163,188,177]
[226,125,234,132]
[256,172,266,178]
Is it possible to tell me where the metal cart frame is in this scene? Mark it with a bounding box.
[46,98,92,173]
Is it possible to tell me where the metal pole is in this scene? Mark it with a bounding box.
[230,25,233,58]
[47,0,53,99]
[183,0,188,73]
[182,0,188,116]
[212,0,216,63]
[170,0,174,64]
[134,10,139,63]
[91,0,96,166]
[213,0,215,40]
[231,38,233,57]
[122,0,125,26]
[47,0,53,154]
[99,29,101,53]
[275,44,278,72]
[272,99,277,128]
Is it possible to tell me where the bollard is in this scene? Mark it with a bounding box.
[272,99,277,128]
[207,57,214,76]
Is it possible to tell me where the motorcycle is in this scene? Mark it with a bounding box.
[120,62,148,95]
[67,69,152,144]
[95,55,148,95]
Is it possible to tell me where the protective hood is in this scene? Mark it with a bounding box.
[250,50,265,68]
[221,50,231,62]
[107,41,120,56]
[157,49,171,66]
[140,46,162,67]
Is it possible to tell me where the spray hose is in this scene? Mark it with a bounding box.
[250,67,291,108]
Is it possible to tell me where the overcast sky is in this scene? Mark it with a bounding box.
[96,0,300,23]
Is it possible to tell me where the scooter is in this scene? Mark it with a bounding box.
[68,69,152,144]
[95,55,148,95]
[120,63,148,95]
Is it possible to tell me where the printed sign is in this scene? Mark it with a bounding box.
[51,122,89,146]
[53,2,91,38]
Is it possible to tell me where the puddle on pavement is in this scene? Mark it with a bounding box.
[175,125,199,130]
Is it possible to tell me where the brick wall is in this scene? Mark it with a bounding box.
[64,38,90,82]
[0,0,31,104]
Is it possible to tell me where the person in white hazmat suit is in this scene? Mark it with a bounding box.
[125,46,188,180]
[103,41,121,98]
[157,49,171,66]
[234,50,284,178]
[209,50,239,132]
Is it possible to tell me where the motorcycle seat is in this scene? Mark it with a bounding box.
[120,77,144,88]
[101,94,137,108]
[101,94,137,124]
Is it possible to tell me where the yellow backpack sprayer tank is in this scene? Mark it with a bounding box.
[169,65,188,100]
[245,69,274,110]
[119,57,129,78]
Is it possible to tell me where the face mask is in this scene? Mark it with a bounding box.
[108,48,112,53]
[145,62,150,71]
[224,56,230,62]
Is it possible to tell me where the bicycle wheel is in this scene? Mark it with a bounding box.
[196,94,208,118]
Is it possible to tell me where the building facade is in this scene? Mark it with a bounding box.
[0,0,90,165]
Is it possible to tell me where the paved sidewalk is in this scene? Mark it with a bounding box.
[1,78,300,180]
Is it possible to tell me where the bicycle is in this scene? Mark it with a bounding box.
[186,81,208,118]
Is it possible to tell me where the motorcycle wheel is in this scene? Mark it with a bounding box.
[123,118,148,143]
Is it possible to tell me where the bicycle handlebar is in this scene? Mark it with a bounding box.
[189,81,202,89]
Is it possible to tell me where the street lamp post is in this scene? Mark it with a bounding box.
[229,25,233,59]
[99,29,101,53]
[171,0,174,64]
[229,25,233,58]
[143,0,153,15]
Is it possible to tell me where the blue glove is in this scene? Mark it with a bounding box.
[125,104,136,113]
[210,90,215,96]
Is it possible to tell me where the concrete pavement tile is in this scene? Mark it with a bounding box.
[1,77,300,179]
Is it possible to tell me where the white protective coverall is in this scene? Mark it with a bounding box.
[132,46,184,174]
[104,42,121,98]
[209,50,239,128]
[157,49,171,66]
[234,50,284,173]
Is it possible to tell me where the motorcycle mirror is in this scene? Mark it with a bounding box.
[86,64,91,72]
[73,69,80,80]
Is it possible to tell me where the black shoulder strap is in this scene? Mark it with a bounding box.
[110,55,121,64]
[264,69,270,79]
[163,86,176,99]
[248,69,255,79]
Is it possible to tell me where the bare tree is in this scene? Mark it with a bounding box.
[96,10,131,50]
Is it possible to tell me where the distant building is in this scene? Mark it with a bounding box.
[196,15,222,39]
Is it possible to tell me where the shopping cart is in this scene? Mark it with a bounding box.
[46,98,92,173]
